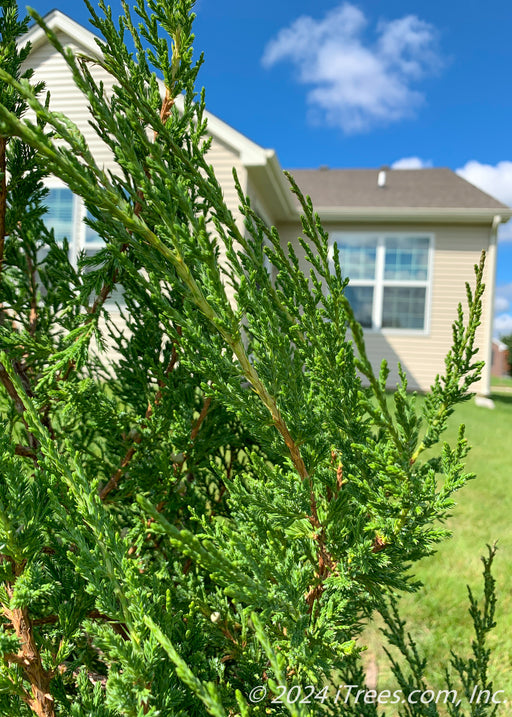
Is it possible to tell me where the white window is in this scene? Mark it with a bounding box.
[330,233,433,332]
[42,180,124,307]
[43,179,103,267]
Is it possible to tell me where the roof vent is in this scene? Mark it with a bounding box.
[319,164,329,171]
[377,166,389,187]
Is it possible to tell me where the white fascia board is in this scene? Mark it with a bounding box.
[310,207,512,224]
[172,95,296,217]
[203,108,269,165]
[243,149,296,220]
[266,151,297,218]
[18,10,102,56]
[164,94,271,167]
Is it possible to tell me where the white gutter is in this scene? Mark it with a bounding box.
[481,214,502,397]
[308,206,512,224]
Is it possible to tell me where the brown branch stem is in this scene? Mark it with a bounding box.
[0,361,26,414]
[0,360,40,456]
[88,261,124,316]
[305,462,339,614]
[305,531,335,614]
[0,137,7,279]
[3,586,55,717]
[190,396,211,442]
[99,432,142,501]
[100,332,183,500]
[25,250,38,336]
[146,326,182,419]
[15,444,37,459]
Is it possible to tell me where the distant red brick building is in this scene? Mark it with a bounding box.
[491,338,510,377]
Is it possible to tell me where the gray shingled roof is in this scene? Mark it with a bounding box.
[287,168,509,210]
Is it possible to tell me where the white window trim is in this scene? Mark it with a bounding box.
[329,231,435,336]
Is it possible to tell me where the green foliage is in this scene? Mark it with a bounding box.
[0,0,500,715]
[498,333,512,375]
[375,545,500,717]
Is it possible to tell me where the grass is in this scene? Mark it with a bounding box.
[491,374,512,389]
[362,391,512,696]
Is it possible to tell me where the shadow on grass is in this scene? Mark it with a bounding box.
[491,392,512,407]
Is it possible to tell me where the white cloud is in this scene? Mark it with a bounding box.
[494,313,512,336]
[456,161,512,241]
[262,3,440,134]
[495,295,510,314]
[391,156,433,169]
[456,160,512,205]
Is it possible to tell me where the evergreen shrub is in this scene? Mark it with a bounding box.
[0,0,501,714]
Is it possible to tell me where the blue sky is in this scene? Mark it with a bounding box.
[25,0,512,335]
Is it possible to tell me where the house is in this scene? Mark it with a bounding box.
[491,338,510,377]
[19,11,512,397]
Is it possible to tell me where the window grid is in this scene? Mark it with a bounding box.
[384,236,429,281]
[341,244,377,280]
[382,287,426,330]
[331,233,433,333]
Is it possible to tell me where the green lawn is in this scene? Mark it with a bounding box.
[362,392,512,695]
[491,374,512,389]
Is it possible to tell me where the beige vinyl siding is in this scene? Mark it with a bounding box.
[22,32,117,172]
[206,137,247,304]
[23,35,247,286]
[277,221,492,393]
[24,34,248,228]
[206,137,247,231]
[23,33,248,331]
